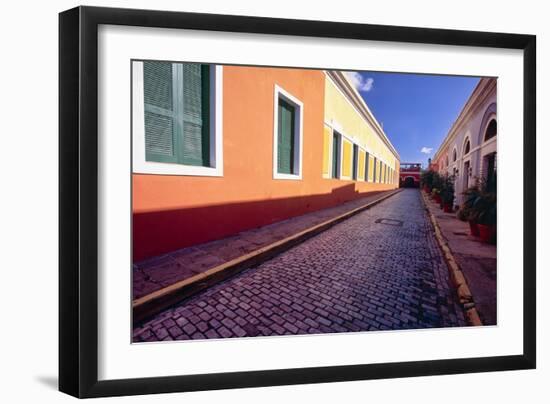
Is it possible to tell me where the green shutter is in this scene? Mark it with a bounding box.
[277,98,295,174]
[332,132,340,178]
[352,145,358,180]
[180,63,210,166]
[142,61,210,167]
[365,152,370,181]
[143,61,178,163]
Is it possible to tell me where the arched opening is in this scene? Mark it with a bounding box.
[478,103,497,145]
[484,119,497,141]
[452,148,457,162]
[482,118,497,191]
[403,176,415,187]
[463,138,470,155]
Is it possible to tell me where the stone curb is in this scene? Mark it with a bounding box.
[133,188,403,324]
[419,190,483,326]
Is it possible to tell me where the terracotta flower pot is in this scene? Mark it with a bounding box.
[469,220,480,237]
[434,194,442,204]
[478,224,496,244]
[443,203,453,213]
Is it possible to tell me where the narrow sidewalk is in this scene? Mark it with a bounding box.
[422,192,497,325]
[134,189,400,300]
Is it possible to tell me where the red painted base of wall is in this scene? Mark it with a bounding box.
[133,185,395,262]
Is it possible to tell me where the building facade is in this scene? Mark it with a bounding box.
[399,163,422,187]
[431,78,497,206]
[132,62,400,261]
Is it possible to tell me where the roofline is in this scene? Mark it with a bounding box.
[325,70,401,161]
[433,77,497,162]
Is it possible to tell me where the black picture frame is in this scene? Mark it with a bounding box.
[59,5,536,398]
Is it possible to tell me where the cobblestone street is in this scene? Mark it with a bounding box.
[133,189,466,342]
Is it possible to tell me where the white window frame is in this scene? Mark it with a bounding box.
[273,85,304,180]
[324,119,382,183]
[132,61,223,176]
[326,126,342,180]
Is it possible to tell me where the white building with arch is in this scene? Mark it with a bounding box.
[432,77,497,206]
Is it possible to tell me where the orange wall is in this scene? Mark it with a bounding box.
[133,66,397,261]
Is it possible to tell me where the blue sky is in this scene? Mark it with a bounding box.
[345,71,480,167]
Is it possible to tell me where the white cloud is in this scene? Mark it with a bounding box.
[345,72,374,92]
[420,147,433,154]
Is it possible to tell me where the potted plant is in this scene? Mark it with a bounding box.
[472,181,497,244]
[431,188,441,204]
[457,206,468,221]
[440,175,455,213]
[420,170,435,193]
[461,184,481,236]
[472,189,496,244]
[430,173,443,203]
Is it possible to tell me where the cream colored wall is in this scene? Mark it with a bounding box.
[324,76,398,170]
[432,78,497,206]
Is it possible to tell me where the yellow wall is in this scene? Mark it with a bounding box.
[342,138,352,178]
[358,151,365,181]
[324,76,398,173]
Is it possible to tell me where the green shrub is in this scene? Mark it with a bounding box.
[460,178,496,225]
[440,174,455,205]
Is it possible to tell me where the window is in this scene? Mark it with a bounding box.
[144,61,210,166]
[464,138,471,155]
[332,131,341,179]
[365,152,370,182]
[277,98,295,174]
[484,119,497,141]
[132,60,222,176]
[352,144,359,180]
[484,152,497,192]
[273,86,303,179]
[373,157,377,183]
[453,148,457,162]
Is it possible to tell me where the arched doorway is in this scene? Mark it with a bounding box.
[482,118,497,192]
[403,176,415,187]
